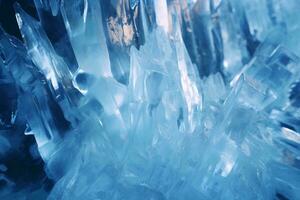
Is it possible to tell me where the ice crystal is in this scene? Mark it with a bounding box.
[0,0,300,199]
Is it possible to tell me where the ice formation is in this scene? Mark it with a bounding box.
[0,0,300,199]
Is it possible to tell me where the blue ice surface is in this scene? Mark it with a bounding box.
[1,0,300,199]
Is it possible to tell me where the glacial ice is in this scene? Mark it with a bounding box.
[0,0,300,199]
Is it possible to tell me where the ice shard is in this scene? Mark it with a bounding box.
[0,0,300,199]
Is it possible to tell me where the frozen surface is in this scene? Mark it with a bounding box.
[1,0,300,199]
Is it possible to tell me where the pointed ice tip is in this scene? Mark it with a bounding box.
[13,2,39,29]
[13,2,26,29]
[13,2,23,15]
[50,0,60,16]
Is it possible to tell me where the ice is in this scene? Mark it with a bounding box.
[61,0,111,78]
[0,0,300,199]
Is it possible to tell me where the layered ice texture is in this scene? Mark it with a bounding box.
[1,0,300,199]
